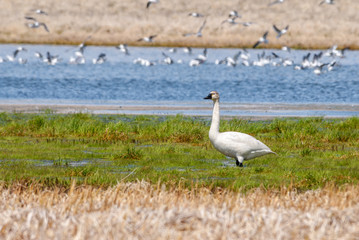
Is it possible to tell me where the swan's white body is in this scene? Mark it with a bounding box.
[205,91,275,167]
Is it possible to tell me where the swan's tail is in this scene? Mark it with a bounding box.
[248,149,276,159]
[270,150,278,156]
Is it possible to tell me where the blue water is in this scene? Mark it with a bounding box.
[0,44,358,107]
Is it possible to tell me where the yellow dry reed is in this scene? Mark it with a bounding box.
[0,0,358,49]
[1,181,359,239]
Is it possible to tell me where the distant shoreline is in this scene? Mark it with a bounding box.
[1,0,358,50]
[1,40,358,51]
[1,102,358,119]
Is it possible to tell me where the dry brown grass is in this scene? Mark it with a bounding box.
[0,0,358,49]
[1,181,359,239]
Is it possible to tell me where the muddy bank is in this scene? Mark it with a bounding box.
[1,102,358,119]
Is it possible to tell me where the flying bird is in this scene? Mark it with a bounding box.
[188,12,204,17]
[300,52,311,69]
[13,47,27,58]
[6,47,26,62]
[183,47,192,55]
[189,48,207,66]
[183,19,207,37]
[319,0,334,5]
[268,0,284,6]
[146,0,159,8]
[34,52,43,60]
[93,53,106,64]
[45,52,60,65]
[78,36,91,51]
[228,10,240,18]
[313,63,328,75]
[64,35,91,55]
[137,35,157,42]
[116,44,130,55]
[253,31,269,48]
[239,22,255,27]
[162,52,174,65]
[33,9,48,15]
[273,25,289,38]
[74,36,91,57]
[25,16,49,32]
[221,17,239,25]
[197,48,208,61]
[327,60,337,71]
[281,46,291,52]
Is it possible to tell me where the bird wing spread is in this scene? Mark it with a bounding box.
[273,25,281,33]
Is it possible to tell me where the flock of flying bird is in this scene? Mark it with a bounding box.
[130,44,347,76]
[0,0,346,75]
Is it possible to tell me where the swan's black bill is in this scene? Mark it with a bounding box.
[204,94,212,99]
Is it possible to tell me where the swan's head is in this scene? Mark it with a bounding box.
[204,91,220,101]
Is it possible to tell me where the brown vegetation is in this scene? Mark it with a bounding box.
[1,181,359,239]
[0,0,358,49]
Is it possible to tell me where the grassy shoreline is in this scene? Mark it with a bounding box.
[1,112,359,238]
[2,39,359,51]
[1,112,358,191]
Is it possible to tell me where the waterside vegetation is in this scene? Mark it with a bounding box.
[0,112,358,191]
[1,181,359,239]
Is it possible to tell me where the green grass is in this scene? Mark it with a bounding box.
[0,112,359,191]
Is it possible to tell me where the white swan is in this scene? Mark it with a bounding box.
[204,91,275,167]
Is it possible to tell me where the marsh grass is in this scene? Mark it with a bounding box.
[0,0,358,49]
[0,112,359,191]
[0,181,359,239]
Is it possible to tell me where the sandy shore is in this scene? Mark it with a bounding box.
[1,0,358,49]
[1,103,358,119]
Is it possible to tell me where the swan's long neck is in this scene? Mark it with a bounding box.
[209,99,220,138]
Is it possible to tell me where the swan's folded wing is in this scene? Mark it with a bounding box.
[218,132,272,152]
[220,131,265,144]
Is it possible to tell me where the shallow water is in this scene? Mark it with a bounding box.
[0,44,358,117]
